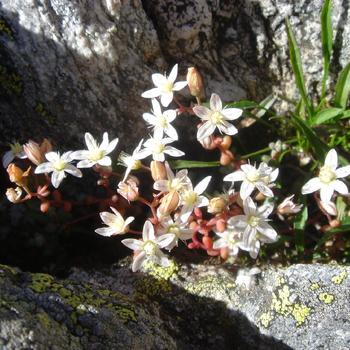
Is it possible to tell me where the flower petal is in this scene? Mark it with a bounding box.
[152,73,167,87]
[142,88,161,98]
[192,106,211,120]
[221,108,242,120]
[95,227,117,237]
[122,238,143,251]
[218,121,238,136]
[143,220,155,241]
[100,211,118,226]
[243,196,257,216]
[333,180,348,195]
[35,162,54,174]
[168,64,178,83]
[154,180,169,192]
[256,182,274,197]
[143,113,157,125]
[240,181,255,200]
[100,132,109,150]
[320,184,334,203]
[223,170,245,183]
[132,251,147,272]
[124,216,135,227]
[160,92,174,107]
[51,171,65,188]
[164,109,177,123]
[210,93,222,111]
[301,177,321,195]
[197,121,216,140]
[71,150,89,160]
[2,151,14,168]
[151,98,162,116]
[85,133,97,151]
[336,165,350,178]
[165,124,178,140]
[164,146,184,158]
[45,152,60,163]
[197,195,209,207]
[213,238,227,249]
[77,159,96,168]
[106,138,119,154]
[173,81,188,91]
[194,176,211,195]
[98,156,112,167]
[257,222,278,242]
[157,233,175,248]
[325,149,338,169]
[64,164,82,178]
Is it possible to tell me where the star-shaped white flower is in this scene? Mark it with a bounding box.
[2,142,27,168]
[193,93,242,140]
[135,136,184,162]
[157,216,193,251]
[223,162,278,200]
[143,99,178,140]
[73,132,119,168]
[35,151,82,188]
[302,149,350,202]
[229,197,278,258]
[153,162,191,193]
[95,207,134,237]
[179,176,211,221]
[141,64,188,107]
[122,220,174,272]
[119,139,143,182]
[213,227,243,258]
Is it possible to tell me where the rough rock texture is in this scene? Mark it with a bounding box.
[1,261,350,349]
[0,0,349,149]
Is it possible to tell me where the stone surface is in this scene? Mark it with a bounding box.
[0,1,349,150]
[1,261,350,349]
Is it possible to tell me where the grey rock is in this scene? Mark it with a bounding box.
[0,1,349,149]
[1,261,350,349]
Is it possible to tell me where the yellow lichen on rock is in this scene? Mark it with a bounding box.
[331,270,347,285]
[318,292,334,304]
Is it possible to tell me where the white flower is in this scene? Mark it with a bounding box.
[119,139,143,182]
[153,162,191,193]
[157,216,193,251]
[35,151,82,188]
[141,64,188,107]
[235,267,261,289]
[179,176,211,221]
[319,200,338,216]
[223,162,278,200]
[143,99,178,140]
[2,142,27,168]
[95,207,134,236]
[193,93,242,140]
[73,132,119,168]
[301,149,350,202]
[229,197,278,259]
[122,220,174,272]
[135,136,184,162]
[213,227,243,257]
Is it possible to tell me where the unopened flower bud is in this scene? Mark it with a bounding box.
[220,151,234,166]
[215,219,226,232]
[117,178,139,202]
[221,136,232,150]
[208,196,228,214]
[255,192,266,201]
[186,67,205,100]
[150,161,167,181]
[40,201,51,213]
[37,185,50,197]
[159,190,179,216]
[7,164,31,187]
[220,247,229,260]
[329,219,341,228]
[202,236,213,249]
[6,187,22,203]
[23,138,52,165]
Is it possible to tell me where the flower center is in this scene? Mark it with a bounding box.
[167,225,180,236]
[89,149,105,161]
[111,220,124,233]
[162,80,174,93]
[53,159,66,171]
[247,215,260,227]
[319,166,336,184]
[246,169,260,183]
[153,142,165,155]
[183,190,198,205]
[158,115,168,128]
[210,111,223,124]
[143,241,156,255]
[10,142,23,155]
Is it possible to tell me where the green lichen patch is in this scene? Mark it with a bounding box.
[310,282,320,291]
[331,270,347,285]
[35,102,57,125]
[0,18,13,38]
[318,292,334,304]
[0,264,18,277]
[259,275,311,328]
[0,65,22,95]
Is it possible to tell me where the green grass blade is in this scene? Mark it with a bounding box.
[321,0,333,99]
[169,160,220,169]
[334,62,350,108]
[309,107,343,125]
[285,18,313,117]
[225,100,258,109]
[293,203,308,254]
[291,114,329,161]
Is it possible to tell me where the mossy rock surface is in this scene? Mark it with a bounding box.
[1,261,350,349]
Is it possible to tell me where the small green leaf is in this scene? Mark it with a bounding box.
[169,160,220,169]
[285,19,313,117]
[225,100,258,109]
[340,110,350,119]
[320,0,333,99]
[334,62,350,108]
[291,114,329,161]
[293,204,308,254]
[309,107,343,125]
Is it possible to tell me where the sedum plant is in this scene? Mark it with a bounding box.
[3,0,350,270]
